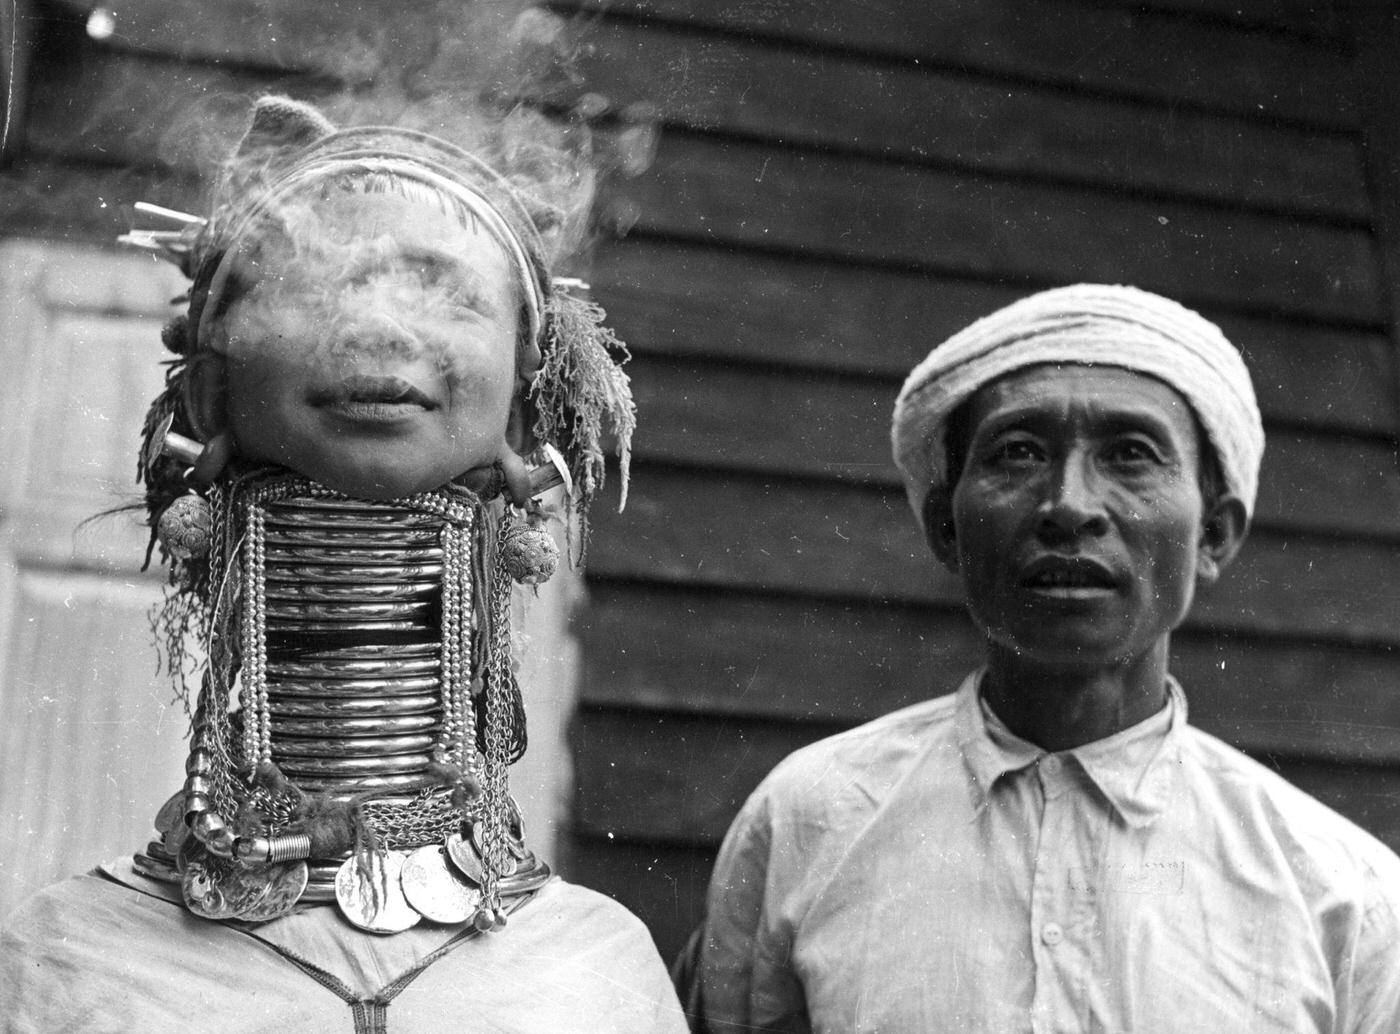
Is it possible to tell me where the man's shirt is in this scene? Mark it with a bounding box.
[698,672,1400,1033]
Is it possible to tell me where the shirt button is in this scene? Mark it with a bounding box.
[1041,754,1063,776]
[1041,923,1064,946]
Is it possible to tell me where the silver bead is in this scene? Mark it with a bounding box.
[156,493,212,560]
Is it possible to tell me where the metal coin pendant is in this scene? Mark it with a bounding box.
[180,841,274,920]
[401,844,482,924]
[234,860,310,923]
[153,791,184,835]
[468,819,518,877]
[335,851,420,934]
[444,831,486,886]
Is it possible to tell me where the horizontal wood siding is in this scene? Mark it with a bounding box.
[566,4,1400,960]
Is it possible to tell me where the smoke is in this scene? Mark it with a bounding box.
[157,2,658,272]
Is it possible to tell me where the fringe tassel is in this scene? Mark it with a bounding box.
[531,286,636,561]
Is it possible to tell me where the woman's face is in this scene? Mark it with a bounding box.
[213,187,521,499]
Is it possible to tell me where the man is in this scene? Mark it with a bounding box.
[690,284,1400,1032]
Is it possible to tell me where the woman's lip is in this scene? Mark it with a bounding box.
[320,399,429,424]
[312,375,438,410]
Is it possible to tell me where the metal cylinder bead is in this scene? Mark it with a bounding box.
[191,810,226,843]
[184,750,213,776]
[183,792,211,818]
[205,827,237,858]
[183,774,212,796]
[234,836,271,864]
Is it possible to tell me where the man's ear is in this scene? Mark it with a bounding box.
[922,485,959,573]
[182,350,229,442]
[1196,493,1248,586]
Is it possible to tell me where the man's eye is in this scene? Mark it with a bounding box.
[990,439,1043,464]
[1104,439,1162,465]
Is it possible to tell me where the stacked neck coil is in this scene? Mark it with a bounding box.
[258,495,457,798]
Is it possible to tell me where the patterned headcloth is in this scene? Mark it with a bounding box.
[891,283,1265,529]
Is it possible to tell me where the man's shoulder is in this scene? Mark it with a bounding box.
[1180,723,1400,888]
[750,691,962,819]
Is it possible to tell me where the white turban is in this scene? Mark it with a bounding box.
[891,283,1264,529]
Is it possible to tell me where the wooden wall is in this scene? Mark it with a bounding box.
[565,2,1400,959]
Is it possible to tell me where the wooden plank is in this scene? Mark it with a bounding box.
[564,835,714,963]
[579,583,1400,764]
[23,49,292,172]
[571,0,1355,128]
[0,159,202,243]
[66,0,533,76]
[586,465,1400,645]
[572,708,1400,852]
[1137,1,1344,41]
[622,357,1400,539]
[602,135,1383,324]
[570,19,1367,219]
[1345,7,1400,374]
[594,240,1400,436]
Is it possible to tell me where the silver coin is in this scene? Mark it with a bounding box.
[180,841,274,920]
[469,818,521,874]
[234,860,309,923]
[444,831,486,886]
[401,844,482,924]
[335,851,420,933]
[153,790,185,835]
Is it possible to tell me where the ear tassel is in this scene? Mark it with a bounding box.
[531,286,636,560]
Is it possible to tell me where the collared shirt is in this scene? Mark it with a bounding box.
[698,672,1400,1034]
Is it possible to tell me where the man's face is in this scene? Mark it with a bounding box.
[214,189,520,499]
[940,364,1216,668]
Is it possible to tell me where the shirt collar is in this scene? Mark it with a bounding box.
[954,669,1186,828]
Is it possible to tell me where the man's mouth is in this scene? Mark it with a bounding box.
[1019,556,1119,593]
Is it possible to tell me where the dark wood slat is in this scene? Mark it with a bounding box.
[1137,0,1344,41]
[68,0,533,77]
[623,357,1400,538]
[579,583,1400,764]
[0,159,200,243]
[587,465,1400,645]
[23,49,293,172]
[603,136,1382,323]
[570,19,1366,219]
[572,708,1400,851]
[573,708,813,845]
[563,835,714,964]
[594,240,1400,436]
[573,0,1355,128]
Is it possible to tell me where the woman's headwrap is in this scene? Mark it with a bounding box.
[890,283,1265,529]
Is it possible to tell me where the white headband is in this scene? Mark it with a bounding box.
[196,156,546,354]
[891,283,1265,528]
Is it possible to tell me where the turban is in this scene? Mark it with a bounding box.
[891,283,1264,529]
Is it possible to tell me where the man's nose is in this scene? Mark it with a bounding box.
[1036,454,1110,540]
